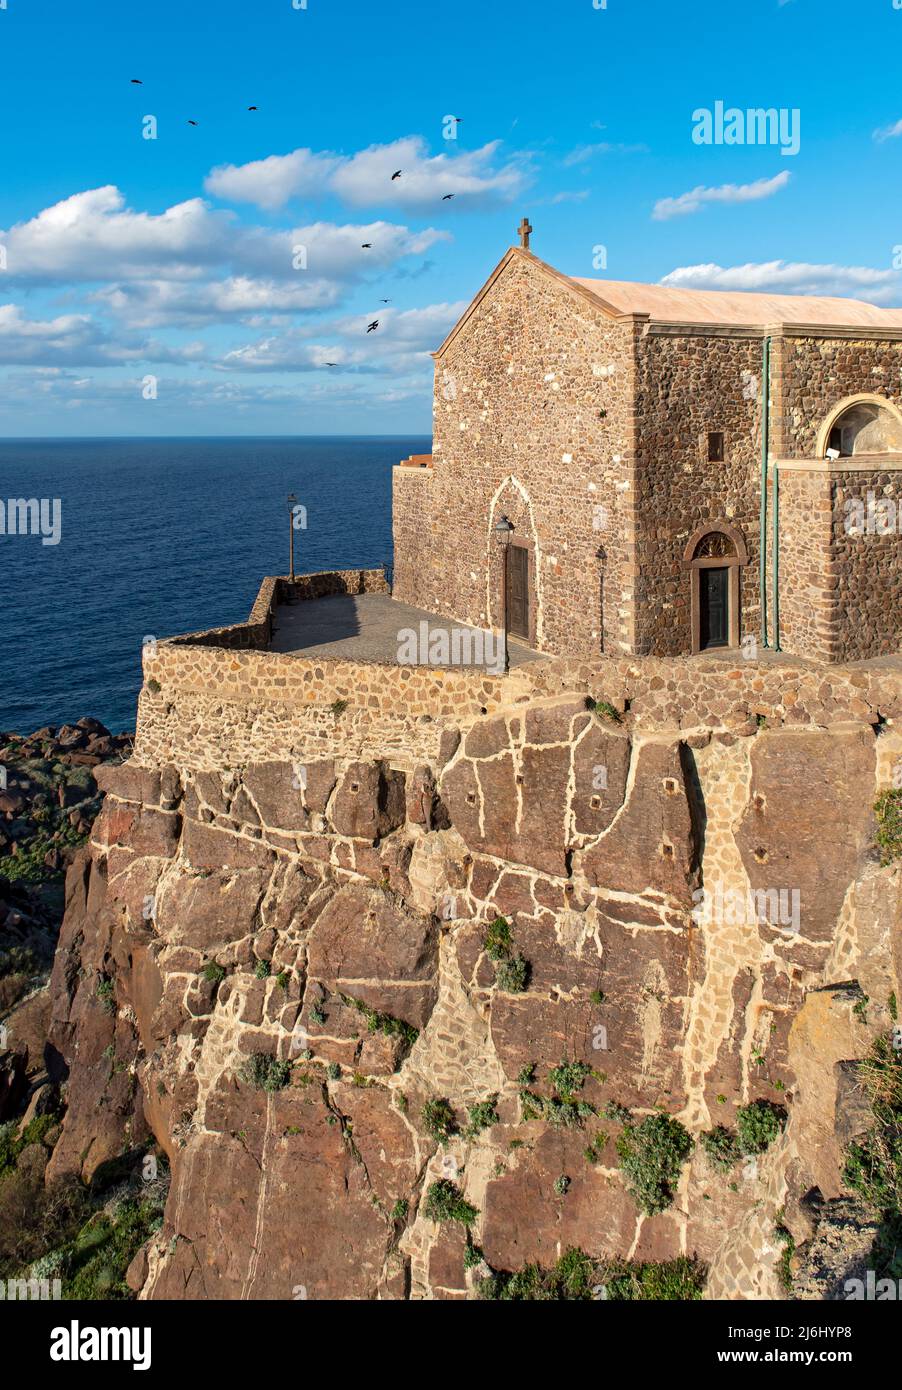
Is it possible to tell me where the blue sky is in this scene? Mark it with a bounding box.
[0,0,900,435]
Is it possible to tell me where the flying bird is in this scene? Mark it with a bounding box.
[130,79,143,85]
[391,170,402,180]
[361,243,372,249]
[188,119,198,126]
[442,193,454,200]
[247,105,257,111]
[366,320,379,333]
[325,362,338,367]
[380,298,391,303]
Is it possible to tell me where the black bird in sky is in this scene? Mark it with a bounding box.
[188,119,198,126]
[442,194,454,200]
[391,170,402,180]
[248,105,257,111]
[380,298,391,303]
[361,242,372,249]
[325,362,338,366]
[366,320,379,333]
[130,78,143,85]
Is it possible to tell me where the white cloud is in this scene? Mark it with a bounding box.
[563,142,648,167]
[660,260,900,303]
[206,136,529,210]
[204,149,342,210]
[0,189,447,304]
[874,119,902,143]
[0,302,205,366]
[652,171,791,221]
[0,186,235,282]
[219,300,467,373]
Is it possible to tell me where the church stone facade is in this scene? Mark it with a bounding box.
[392,237,902,664]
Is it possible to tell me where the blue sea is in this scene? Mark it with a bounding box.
[0,437,428,734]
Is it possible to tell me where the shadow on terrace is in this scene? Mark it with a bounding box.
[180,569,542,671]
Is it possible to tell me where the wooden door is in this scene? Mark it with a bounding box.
[699,566,729,649]
[507,544,529,640]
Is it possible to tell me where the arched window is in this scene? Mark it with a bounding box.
[817,395,902,458]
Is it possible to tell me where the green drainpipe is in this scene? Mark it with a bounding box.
[771,363,781,652]
[759,336,770,648]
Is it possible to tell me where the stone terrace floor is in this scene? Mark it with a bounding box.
[269,592,544,669]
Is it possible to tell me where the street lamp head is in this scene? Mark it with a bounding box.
[287,492,298,505]
[494,514,514,546]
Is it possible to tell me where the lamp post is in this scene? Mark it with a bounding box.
[494,514,514,674]
[287,492,298,582]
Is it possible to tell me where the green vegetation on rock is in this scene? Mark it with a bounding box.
[422,1097,457,1143]
[616,1113,693,1215]
[874,788,902,864]
[735,1100,787,1155]
[240,1053,291,1092]
[476,1246,706,1301]
[423,1179,477,1227]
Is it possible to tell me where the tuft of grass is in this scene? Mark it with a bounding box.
[202,961,225,985]
[875,788,902,864]
[483,917,512,961]
[547,1061,592,1101]
[465,1096,500,1138]
[340,993,419,1054]
[329,698,348,717]
[423,1180,477,1227]
[616,1113,693,1216]
[495,953,529,993]
[95,976,116,1016]
[477,1247,706,1301]
[240,1053,291,1092]
[735,1100,787,1155]
[520,1060,596,1130]
[587,698,622,725]
[700,1125,742,1173]
[254,960,271,980]
[844,1034,902,1214]
[422,1097,457,1144]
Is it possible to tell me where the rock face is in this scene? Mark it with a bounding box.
[35,691,902,1300]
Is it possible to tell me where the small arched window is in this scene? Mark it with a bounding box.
[818,396,902,458]
[693,531,736,561]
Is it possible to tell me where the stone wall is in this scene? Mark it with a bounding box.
[634,328,764,655]
[392,250,639,657]
[776,466,902,663]
[829,467,902,662]
[391,256,902,666]
[43,654,902,1300]
[138,607,902,775]
[776,334,902,458]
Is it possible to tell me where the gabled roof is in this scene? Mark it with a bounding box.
[570,278,902,329]
[432,246,902,358]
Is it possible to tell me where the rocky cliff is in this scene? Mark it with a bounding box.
[8,673,902,1300]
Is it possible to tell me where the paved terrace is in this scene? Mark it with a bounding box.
[269,592,543,669]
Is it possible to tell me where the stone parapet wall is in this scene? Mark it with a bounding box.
[136,611,902,772]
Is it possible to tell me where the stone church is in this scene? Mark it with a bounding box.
[392,222,902,664]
